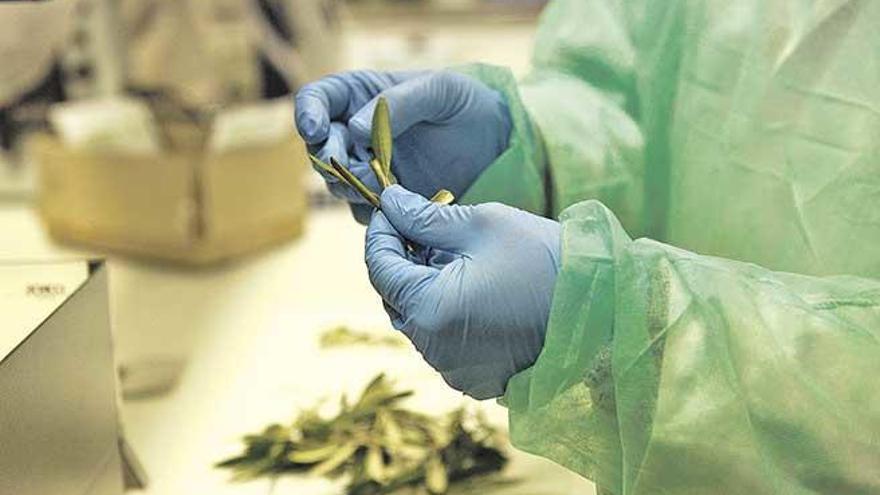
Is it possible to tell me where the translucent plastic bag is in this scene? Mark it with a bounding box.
[505,201,880,494]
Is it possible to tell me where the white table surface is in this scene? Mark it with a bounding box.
[0,202,595,495]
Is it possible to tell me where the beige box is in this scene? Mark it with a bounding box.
[31,134,307,265]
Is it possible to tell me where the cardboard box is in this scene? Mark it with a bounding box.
[31,133,308,265]
[0,260,123,495]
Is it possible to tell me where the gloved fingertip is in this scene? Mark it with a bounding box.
[382,301,407,331]
[298,114,329,144]
[294,89,331,143]
[351,203,375,225]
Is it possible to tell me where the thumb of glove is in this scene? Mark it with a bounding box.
[380,185,474,251]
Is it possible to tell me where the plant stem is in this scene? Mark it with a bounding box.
[309,154,346,183]
[330,157,381,208]
[370,158,391,190]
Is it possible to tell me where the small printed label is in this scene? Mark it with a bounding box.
[25,283,67,298]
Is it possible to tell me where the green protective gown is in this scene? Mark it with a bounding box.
[458,0,880,493]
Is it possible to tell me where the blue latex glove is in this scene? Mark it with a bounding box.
[295,70,512,223]
[365,185,561,399]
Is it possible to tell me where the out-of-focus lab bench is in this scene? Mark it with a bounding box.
[0,202,595,495]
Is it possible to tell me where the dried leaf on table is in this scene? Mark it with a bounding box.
[425,455,448,494]
[320,326,408,349]
[217,373,510,494]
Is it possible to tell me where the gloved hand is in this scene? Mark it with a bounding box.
[295,70,512,223]
[365,185,561,399]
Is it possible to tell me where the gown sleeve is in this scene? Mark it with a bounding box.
[504,200,880,494]
[462,0,665,238]
[461,0,880,492]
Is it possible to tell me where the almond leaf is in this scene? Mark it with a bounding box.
[288,443,339,464]
[372,97,394,183]
[365,445,386,483]
[309,441,359,477]
[330,157,381,208]
[425,454,449,494]
[370,158,392,190]
[429,189,455,205]
[308,154,345,182]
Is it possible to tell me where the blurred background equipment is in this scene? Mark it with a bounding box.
[0,0,71,194]
[341,0,540,75]
[0,1,72,110]
[1,0,342,201]
[119,0,342,106]
[19,0,338,264]
[32,97,308,265]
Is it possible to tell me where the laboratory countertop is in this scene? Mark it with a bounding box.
[0,201,594,495]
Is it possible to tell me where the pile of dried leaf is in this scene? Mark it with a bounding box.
[217,375,508,494]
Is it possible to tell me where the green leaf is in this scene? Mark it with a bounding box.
[319,325,407,349]
[288,443,340,464]
[372,97,394,183]
[309,154,345,182]
[309,441,359,477]
[216,375,509,492]
[365,445,386,483]
[424,420,452,448]
[425,454,449,494]
[355,374,414,410]
[377,409,404,449]
[263,424,290,438]
[358,374,390,404]
[330,157,381,208]
[215,455,252,468]
[429,190,455,205]
[370,158,392,190]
